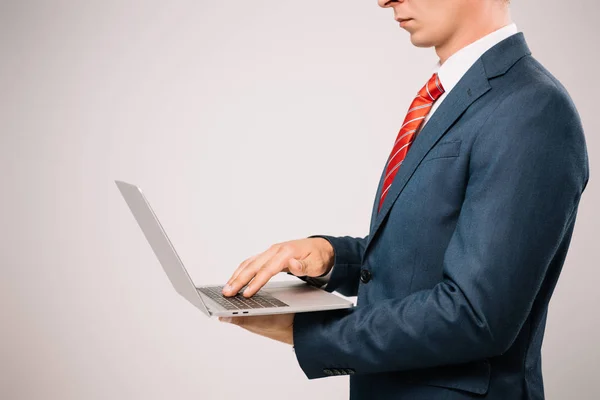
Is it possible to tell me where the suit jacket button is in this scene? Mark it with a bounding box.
[323,368,333,376]
[360,269,372,283]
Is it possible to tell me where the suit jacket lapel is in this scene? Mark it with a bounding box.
[363,33,532,256]
[369,162,386,234]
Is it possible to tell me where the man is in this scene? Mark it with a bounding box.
[219,0,590,399]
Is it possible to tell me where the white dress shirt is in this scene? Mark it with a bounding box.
[314,23,519,286]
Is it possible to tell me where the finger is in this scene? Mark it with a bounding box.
[219,316,245,325]
[226,254,259,287]
[218,315,260,326]
[224,246,278,295]
[241,254,289,297]
[222,259,253,296]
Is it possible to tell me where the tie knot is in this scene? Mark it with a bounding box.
[418,73,445,102]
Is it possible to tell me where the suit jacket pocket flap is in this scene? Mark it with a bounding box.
[406,359,491,395]
[422,140,462,162]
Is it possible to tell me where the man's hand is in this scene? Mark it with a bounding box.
[222,238,335,298]
[218,313,295,345]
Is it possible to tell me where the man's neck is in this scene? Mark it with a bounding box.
[436,16,512,65]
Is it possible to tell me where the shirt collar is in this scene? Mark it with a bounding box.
[433,23,519,94]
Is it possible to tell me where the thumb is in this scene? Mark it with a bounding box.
[288,258,308,276]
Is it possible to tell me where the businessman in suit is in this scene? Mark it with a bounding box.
[219,0,590,398]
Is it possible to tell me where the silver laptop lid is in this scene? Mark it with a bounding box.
[115,181,210,315]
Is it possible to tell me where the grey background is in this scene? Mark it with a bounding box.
[1,1,597,399]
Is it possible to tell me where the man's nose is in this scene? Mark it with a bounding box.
[377,0,404,9]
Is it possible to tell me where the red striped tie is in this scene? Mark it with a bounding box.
[378,73,445,212]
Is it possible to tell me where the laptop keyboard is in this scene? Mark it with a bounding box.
[198,286,289,310]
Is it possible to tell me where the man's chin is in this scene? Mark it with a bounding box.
[408,34,436,49]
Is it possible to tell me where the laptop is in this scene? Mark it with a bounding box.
[115,181,354,317]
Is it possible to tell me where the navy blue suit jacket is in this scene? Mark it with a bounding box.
[292,33,589,400]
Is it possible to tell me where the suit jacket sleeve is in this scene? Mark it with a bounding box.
[292,85,590,379]
[292,235,368,297]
